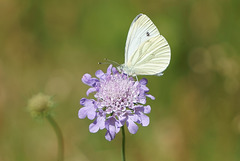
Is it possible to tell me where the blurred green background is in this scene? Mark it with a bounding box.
[0,0,240,161]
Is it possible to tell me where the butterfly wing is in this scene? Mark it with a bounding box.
[125,14,160,65]
[124,14,171,75]
[127,35,171,75]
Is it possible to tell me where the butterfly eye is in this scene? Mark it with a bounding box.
[146,32,150,36]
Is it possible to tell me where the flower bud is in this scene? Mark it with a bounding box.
[27,93,54,118]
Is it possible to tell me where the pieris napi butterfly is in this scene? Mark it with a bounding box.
[118,13,171,76]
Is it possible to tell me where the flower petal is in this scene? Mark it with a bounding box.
[119,117,126,127]
[87,110,96,120]
[143,105,151,113]
[86,87,97,96]
[80,98,87,106]
[79,99,96,120]
[139,97,146,104]
[139,78,148,85]
[140,113,150,126]
[107,64,112,75]
[105,131,113,141]
[146,94,155,100]
[95,70,104,78]
[98,116,106,130]
[84,99,95,107]
[82,73,91,84]
[140,85,149,92]
[126,118,138,134]
[89,115,106,133]
[115,125,120,133]
[129,114,139,122]
[105,117,118,141]
[78,107,89,119]
[112,67,118,74]
[82,74,98,86]
[89,121,99,133]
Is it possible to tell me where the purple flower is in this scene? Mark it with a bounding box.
[79,65,155,141]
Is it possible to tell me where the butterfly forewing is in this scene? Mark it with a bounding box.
[125,14,160,65]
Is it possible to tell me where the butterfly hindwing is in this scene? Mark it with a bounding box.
[128,35,171,75]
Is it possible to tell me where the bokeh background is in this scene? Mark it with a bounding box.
[0,0,240,161]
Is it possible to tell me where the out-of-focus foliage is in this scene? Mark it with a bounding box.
[0,0,240,161]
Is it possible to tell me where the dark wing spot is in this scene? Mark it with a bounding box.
[146,32,150,36]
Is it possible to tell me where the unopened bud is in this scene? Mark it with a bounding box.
[27,93,54,118]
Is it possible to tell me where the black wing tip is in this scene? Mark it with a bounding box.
[133,13,144,22]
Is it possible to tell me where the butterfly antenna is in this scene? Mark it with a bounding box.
[98,62,110,65]
[104,58,120,66]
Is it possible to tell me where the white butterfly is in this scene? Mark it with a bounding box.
[118,13,171,76]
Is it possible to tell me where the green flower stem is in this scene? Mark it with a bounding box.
[47,115,64,161]
[121,126,126,161]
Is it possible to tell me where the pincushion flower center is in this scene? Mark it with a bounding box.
[96,75,139,115]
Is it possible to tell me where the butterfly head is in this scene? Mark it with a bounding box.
[117,64,136,76]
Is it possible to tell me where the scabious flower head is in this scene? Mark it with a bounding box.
[78,65,155,141]
[27,93,54,119]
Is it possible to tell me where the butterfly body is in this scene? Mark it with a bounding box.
[119,13,171,76]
